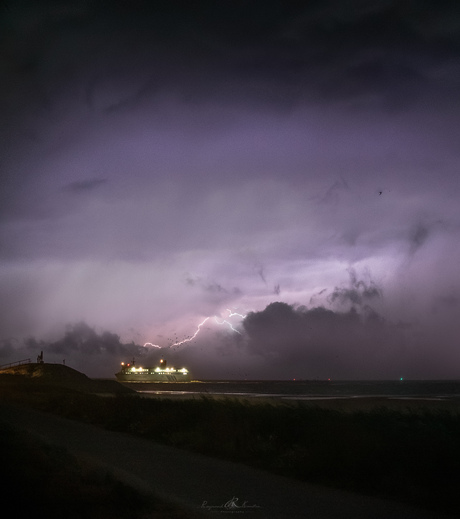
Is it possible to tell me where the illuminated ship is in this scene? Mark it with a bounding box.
[115,358,191,383]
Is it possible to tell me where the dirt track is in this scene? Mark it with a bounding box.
[1,404,452,519]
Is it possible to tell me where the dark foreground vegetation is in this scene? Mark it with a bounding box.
[0,419,191,519]
[3,385,460,517]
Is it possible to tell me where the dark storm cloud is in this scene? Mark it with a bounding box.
[20,322,147,376]
[2,0,459,126]
[329,268,382,307]
[45,322,130,356]
[23,323,122,359]
[242,301,402,378]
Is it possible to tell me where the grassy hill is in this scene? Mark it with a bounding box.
[0,362,133,394]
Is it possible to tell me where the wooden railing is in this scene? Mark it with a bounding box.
[0,358,31,370]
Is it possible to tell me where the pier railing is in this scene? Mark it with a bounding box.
[0,358,31,370]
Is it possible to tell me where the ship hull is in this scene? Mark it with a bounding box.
[115,372,191,383]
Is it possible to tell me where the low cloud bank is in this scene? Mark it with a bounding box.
[1,302,406,380]
[243,302,405,379]
[2,271,458,380]
[0,323,142,378]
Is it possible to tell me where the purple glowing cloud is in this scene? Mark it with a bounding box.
[1,1,460,379]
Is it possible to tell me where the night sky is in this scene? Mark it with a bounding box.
[1,0,460,379]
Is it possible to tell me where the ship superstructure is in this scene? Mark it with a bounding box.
[115,358,191,382]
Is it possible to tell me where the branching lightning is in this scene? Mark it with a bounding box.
[143,309,246,349]
[171,316,210,347]
[214,316,241,334]
[216,309,247,334]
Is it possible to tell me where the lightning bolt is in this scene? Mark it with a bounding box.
[226,309,247,319]
[214,316,241,334]
[169,316,210,347]
[214,309,247,333]
[143,309,247,349]
[143,317,210,349]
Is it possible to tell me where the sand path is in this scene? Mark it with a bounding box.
[1,404,451,519]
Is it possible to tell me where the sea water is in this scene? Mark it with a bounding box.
[136,379,460,401]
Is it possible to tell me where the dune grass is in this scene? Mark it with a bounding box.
[3,387,460,515]
[0,413,195,518]
[0,422,153,518]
